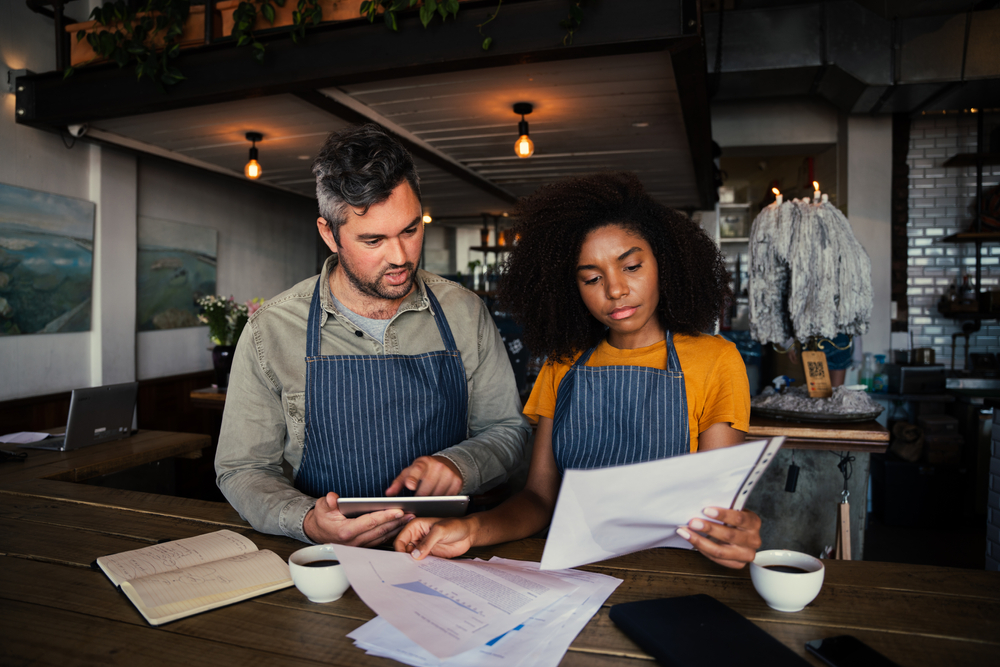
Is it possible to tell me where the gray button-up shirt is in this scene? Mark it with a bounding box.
[215,256,530,543]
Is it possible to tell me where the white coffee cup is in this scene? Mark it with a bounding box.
[750,549,825,612]
[288,544,351,603]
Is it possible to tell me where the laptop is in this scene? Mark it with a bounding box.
[20,382,139,452]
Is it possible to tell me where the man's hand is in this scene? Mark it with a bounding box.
[386,455,463,497]
[394,517,476,560]
[303,492,412,546]
[677,507,762,569]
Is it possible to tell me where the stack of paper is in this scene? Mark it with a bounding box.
[335,547,621,667]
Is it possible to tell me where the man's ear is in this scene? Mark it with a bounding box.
[317,218,340,254]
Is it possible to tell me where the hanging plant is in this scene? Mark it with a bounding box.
[65,0,191,86]
[360,0,460,32]
[559,1,588,46]
[231,0,282,63]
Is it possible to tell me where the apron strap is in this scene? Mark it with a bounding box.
[306,275,324,358]
[424,286,460,353]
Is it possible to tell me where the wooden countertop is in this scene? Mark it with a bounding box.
[749,415,889,453]
[2,429,995,665]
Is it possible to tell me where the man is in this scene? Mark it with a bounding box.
[216,124,530,546]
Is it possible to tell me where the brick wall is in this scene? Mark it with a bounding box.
[907,114,1000,370]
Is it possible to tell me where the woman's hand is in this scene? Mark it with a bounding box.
[394,517,478,560]
[677,507,762,569]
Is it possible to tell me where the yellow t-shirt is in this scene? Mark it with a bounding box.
[523,334,750,453]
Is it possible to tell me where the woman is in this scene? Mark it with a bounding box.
[395,172,761,569]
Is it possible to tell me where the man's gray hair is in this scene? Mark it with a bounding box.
[312,123,421,244]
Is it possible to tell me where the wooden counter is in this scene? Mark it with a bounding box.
[2,430,997,666]
[749,415,889,453]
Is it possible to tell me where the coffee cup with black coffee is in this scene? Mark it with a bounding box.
[288,544,351,603]
[750,549,824,612]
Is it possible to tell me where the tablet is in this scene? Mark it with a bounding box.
[337,495,470,519]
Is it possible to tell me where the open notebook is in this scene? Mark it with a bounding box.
[19,381,138,451]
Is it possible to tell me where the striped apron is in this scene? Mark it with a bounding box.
[552,333,689,472]
[294,277,468,498]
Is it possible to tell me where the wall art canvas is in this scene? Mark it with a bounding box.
[0,183,95,336]
[137,216,217,331]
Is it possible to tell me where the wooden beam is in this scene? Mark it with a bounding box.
[670,37,716,210]
[16,0,685,128]
[294,90,518,206]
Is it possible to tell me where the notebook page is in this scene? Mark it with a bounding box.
[127,549,291,610]
[97,529,257,587]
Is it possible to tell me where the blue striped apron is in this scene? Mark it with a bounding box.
[294,277,468,498]
[552,334,689,472]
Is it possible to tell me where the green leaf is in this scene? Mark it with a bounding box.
[167,43,180,59]
[570,5,584,23]
[63,66,75,79]
[76,30,86,43]
[419,4,433,27]
[482,36,492,50]
[262,3,276,24]
[237,34,251,46]
[254,49,265,64]
[274,0,287,7]
[445,0,459,15]
[385,10,397,31]
[292,10,301,23]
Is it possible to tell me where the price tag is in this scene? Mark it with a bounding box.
[801,350,832,398]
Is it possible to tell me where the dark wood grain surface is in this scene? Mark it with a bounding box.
[1,431,995,666]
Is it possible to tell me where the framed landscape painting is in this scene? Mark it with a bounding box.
[0,183,95,336]
[137,216,217,331]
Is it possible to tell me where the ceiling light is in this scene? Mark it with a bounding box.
[297,154,311,160]
[513,102,534,159]
[632,122,649,128]
[422,214,432,224]
[244,132,263,180]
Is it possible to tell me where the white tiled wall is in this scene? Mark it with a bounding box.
[990,423,1000,571]
[906,115,1000,370]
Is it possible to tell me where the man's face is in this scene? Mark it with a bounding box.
[321,181,424,303]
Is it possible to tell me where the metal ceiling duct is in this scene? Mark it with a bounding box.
[703,1,1000,114]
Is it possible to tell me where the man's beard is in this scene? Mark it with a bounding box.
[339,254,416,301]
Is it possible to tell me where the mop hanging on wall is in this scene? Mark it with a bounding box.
[748,190,873,347]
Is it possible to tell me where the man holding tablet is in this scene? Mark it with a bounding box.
[215,124,529,546]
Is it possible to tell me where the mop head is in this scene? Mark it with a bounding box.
[748,199,873,346]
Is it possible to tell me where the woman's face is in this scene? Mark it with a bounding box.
[575,225,665,349]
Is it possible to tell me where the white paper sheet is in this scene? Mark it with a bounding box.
[335,546,580,659]
[0,431,57,444]
[348,557,621,667]
[540,439,771,570]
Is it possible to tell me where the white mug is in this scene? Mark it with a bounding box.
[750,549,825,612]
[288,544,351,603]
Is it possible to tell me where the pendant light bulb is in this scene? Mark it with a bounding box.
[512,102,534,159]
[515,133,534,159]
[244,132,263,180]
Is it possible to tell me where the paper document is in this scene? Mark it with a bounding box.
[0,431,57,444]
[335,546,580,660]
[349,557,622,667]
[540,438,782,570]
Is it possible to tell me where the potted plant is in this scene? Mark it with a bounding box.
[197,295,259,388]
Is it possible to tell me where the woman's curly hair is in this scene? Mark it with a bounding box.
[497,172,732,363]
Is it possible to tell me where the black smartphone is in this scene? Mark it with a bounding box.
[805,636,900,667]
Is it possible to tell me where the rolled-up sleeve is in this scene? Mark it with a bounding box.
[215,323,315,543]
[434,300,531,493]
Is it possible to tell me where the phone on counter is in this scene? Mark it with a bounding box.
[337,495,470,519]
[805,636,900,667]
